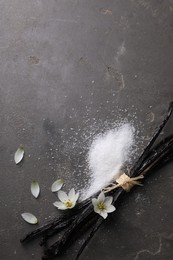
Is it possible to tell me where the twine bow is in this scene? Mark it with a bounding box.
[103,173,144,193]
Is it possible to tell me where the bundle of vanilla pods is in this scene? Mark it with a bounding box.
[21,102,173,260]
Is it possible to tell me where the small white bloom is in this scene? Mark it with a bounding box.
[53,188,79,210]
[92,192,115,219]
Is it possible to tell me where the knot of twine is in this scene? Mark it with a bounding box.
[103,173,144,193]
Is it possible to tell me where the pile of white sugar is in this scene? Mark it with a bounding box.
[82,123,135,199]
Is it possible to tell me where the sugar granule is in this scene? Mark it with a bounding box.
[82,123,135,199]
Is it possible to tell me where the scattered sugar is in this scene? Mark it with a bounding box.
[82,123,135,199]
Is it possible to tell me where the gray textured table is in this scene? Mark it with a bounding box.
[0,1,173,260]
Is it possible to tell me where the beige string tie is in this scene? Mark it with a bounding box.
[103,173,144,193]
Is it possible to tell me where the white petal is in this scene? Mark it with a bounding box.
[51,179,64,192]
[106,205,116,213]
[14,145,24,164]
[98,192,105,202]
[58,190,68,202]
[104,196,113,206]
[68,188,75,200]
[21,213,38,224]
[100,211,108,219]
[93,206,101,214]
[31,181,40,198]
[92,198,98,207]
[53,201,67,210]
[53,201,63,207]
[74,192,79,202]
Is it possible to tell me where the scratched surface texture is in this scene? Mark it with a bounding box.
[0,0,173,260]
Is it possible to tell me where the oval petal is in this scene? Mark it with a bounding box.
[31,181,40,198]
[100,211,108,219]
[74,192,79,202]
[104,196,113,206]
[91,198,97,206]
[93,206,100,214]
[51,179,64,192]
[98,192,105,202]
[68,188,75,199]
[21,213,38,224]
[58,190,68,202]
[14,145,24,164]
[53,201,67,210]
[106,205,116,213]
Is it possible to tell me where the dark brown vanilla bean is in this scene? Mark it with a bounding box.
[20,215,76,243]
[42,135,173,259]
[130,102,173,177]
[39,217,76,246]
[76,217,104,260]
[21,102,173,260]
[43,203,94,258]
[20,197,92,244]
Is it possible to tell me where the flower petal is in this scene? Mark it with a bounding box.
[106,205,116,213]
[93,206,101,214]
[68,188,75,200]
[74,192,79,202]
[104,196,113,206]
[100,211,108,219]
[53,201,67,210]
[92,198,98,206]
[31,181,40,198]
[51,179,64,192]
[58,190,68,202]
[98,192,105,202]
[14,145,24,164]
[53,201,64,207]
[21,212,38,224]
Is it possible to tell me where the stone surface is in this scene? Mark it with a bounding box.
[0,1,173,259]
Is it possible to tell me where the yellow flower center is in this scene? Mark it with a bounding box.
[65,200,73,208]
[97,202,106,210]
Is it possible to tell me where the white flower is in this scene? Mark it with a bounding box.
[92,192,116,219]
[53,188,79,210]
